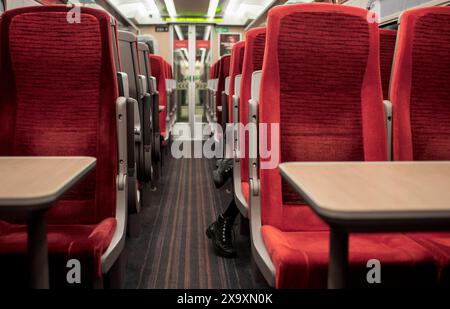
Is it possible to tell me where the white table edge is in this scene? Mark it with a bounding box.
[278,161,450,227]
[0,157,97,210]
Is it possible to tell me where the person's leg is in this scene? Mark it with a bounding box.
[223,200,239,219]
[206,200,240,258]
[213,158,234,188]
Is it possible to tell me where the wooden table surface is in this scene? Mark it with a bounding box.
[279,161,450,224]
[0,156,97,208]
[0,156,97,288]
[279,161,450,288]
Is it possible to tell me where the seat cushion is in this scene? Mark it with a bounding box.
[0,218,116,288]
[262,226,438,288]
[406,232,450,286]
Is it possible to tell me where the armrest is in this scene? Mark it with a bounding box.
[233,75,242,160]
[383,100,393,161]
[115,97,128,190]
[232,94,240,160]
[101,97,130,273]
[152,91,161,161]
[247,80,276,287]
[142,93,153,182]
[117,72,130,98]
[138,75,148,99]
[152,91,160,133]
[117,71,141,146]
[248,70,262,195]
[149,76,157,94]
[126,98,137,178]
[248,97,259,196]
[224,77,230,96]
[133,100,141,144]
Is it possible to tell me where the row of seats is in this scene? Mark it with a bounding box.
[206,54,231,130]
[150,54,176,148]
[0,5,174,288]
[207,3,450,288]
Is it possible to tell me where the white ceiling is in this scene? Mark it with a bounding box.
[109,0,277,25]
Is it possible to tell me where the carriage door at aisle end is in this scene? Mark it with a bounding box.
[172,24,212,140]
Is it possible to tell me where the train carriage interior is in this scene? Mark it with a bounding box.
[1,0,450,299]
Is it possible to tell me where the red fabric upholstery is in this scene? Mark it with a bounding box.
[214,61,220,78]
[212,63,215,79]
[379,29,397,100]
[257,4,438,288]
[163,60,170,80]
[227,41,245,123]
[262,226,437,288]
[0,219,116,288]
[390,7,450,286]
[239,28,266,194]
[0,5,118,286]
[209,62,216,79]
[150,55,167,139]
[406,232,450,285]
[259,3,386,231]
[391,7,450,161]
[241,180,249,204]
[216,55,231,125]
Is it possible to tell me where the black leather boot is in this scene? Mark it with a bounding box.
[213,158,233,188]
[206,214,236,258]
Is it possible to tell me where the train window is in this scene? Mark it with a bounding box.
[0,0,5,13]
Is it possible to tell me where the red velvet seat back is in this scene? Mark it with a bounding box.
[240,28,266,184]
[227,41,245,123]
[216,55,231,124]
[209,63,213,79]
[169,64,173,79]
[0,6,118,224]
[209,62,215,79]
[380,29,397,100]
[149,55,167,134]
[164,61,169,80]
[391,7,450,161]
[259,4,386,230]
[214,61,220,78]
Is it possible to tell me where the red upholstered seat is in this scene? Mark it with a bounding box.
[380,29,397,100]
[241,181,249,204]
[0,6,119,287]
[150,54,168,141]
[258,3,438,288]
[0,219,116,287]
[216,55,231,125]
[227,41,245,123]
[209,62,216,79]
[390,6,450,286]
[214,62,219,78]
[240,28,266,197]
[262,227,437,288]
[168,63,173,79]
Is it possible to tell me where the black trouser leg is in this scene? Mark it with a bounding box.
[223,200,239,220]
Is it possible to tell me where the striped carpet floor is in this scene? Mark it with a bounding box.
[124,155,268,289]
